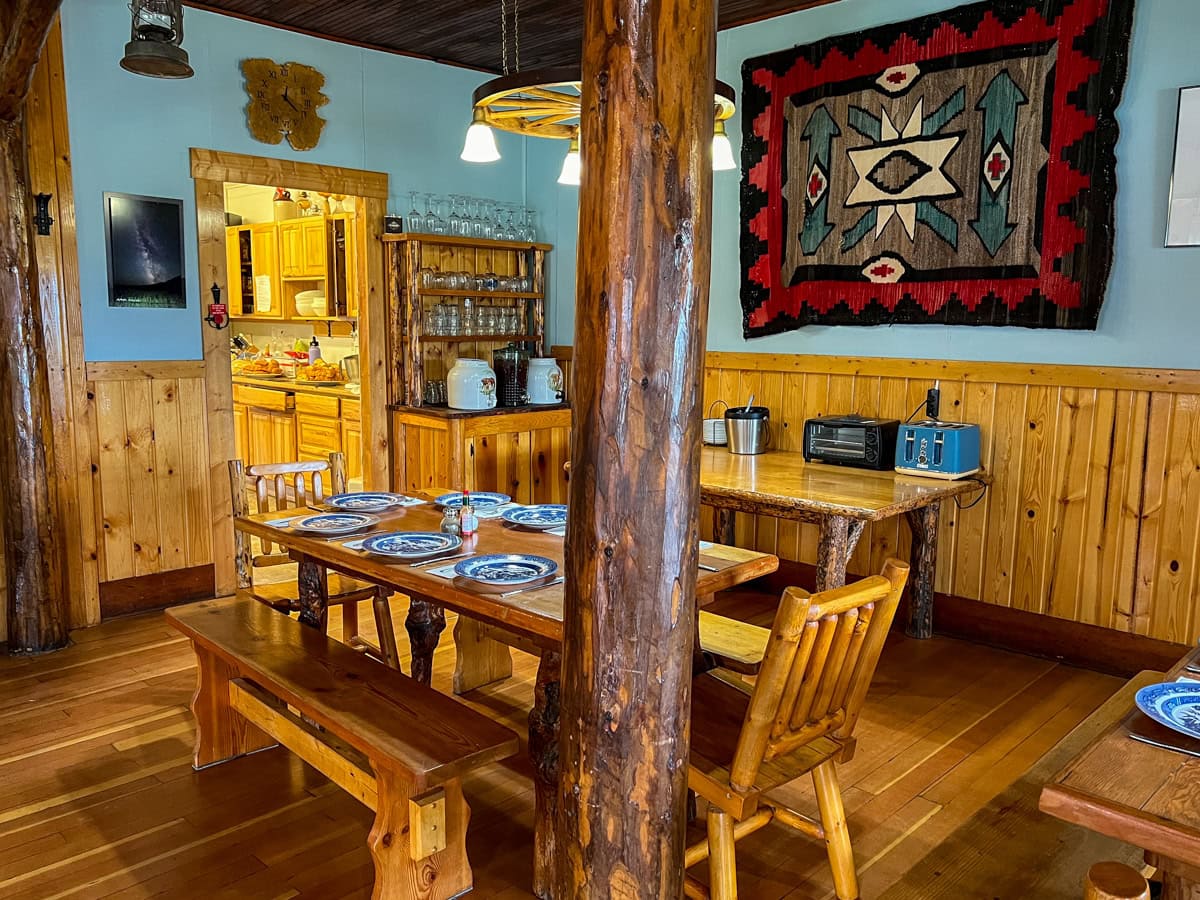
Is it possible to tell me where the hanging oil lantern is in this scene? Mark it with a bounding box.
[120,0,194,79]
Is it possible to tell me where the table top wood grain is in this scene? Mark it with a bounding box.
[1039,655,1200,867]
[699,447,988,522]
[236,502,779,650]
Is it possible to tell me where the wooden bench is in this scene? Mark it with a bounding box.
[166,596,520,900]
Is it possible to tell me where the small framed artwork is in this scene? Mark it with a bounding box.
[103,192,186,308]
[1166,86,1200,248]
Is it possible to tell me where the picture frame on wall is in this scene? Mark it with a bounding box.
[103,192,186,309]
[1166,86,1200,248]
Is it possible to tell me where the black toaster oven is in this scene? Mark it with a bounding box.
[802,415,900,471]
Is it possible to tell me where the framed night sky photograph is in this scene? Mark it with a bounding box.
[103,192,186,309]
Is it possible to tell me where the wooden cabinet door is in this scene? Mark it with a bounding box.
[301,218,327,278]
[278,221,303,278]
[233,402,249,463]
[247,408,274,467]
[225,226,244,314]
[343,420,363,483]
[250,224,282,316]
[271,411,297,463]
[297,413,342,461]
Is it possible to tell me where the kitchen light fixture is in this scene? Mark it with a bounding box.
[712,120,737,171]
[461,108,501,163]
[460,3,737,173]
[120,0,194,79]
[557,134,581,186]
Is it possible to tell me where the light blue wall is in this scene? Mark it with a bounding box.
[538,0,1200,368]
[62,0,532,361]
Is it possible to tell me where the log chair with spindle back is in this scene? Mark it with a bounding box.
[685,559,910,900]
[228,453,401,669]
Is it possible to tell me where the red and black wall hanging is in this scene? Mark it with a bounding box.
[739,0,1136,335]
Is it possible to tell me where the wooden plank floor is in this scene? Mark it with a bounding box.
[0,594,1121,899]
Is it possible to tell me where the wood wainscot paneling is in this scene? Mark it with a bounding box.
[87,361,215,613]
[553,347,1200,650]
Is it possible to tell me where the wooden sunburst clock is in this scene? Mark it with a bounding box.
[241,59,329,151]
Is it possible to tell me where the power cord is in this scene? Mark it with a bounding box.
[954,475,989,510]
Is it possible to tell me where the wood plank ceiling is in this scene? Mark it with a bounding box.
[184,0,840,72]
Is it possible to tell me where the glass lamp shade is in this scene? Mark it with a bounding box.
[557,137,581,186]
[461,109,501,163]
[713,121,737,171]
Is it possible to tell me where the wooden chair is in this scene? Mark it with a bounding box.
[686,559,910,900]
[229,453,401,669]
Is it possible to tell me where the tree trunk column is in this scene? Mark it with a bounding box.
[0,112,67,652]
[557,0,716,895]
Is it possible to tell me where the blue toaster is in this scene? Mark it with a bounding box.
[895,421,981,479]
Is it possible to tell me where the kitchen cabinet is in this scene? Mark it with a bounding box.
[342,398,362,482]
[297,414,343,461]
[233,401,249,463]
[225,223,282,317]
[392,405,571,503]
[246,407,296,467]
[279,217,326,280]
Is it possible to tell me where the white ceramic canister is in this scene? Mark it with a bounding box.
[527,358,565,405]
[446,358,497,410]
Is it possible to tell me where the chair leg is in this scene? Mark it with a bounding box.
[707,807,738,900]
[813,760,858,900]
[341,601,359,644]
[373,591,402,670]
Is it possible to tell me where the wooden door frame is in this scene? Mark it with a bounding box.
[190,149,390,596]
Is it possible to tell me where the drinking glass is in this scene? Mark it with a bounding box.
[522,208,538,242]
[426,194,446,234]
[461,297,475,336]
[407,191,423,232]
[444,301,460,336]
[478,305,496,335]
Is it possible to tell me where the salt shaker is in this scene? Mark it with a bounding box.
[439,506,462,536]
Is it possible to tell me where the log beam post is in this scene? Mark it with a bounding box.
[557,0,716,894]
[0,0,67,652]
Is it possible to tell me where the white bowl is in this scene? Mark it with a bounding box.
[295,291,326,317]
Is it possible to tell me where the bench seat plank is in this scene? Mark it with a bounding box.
[166,597,519,785]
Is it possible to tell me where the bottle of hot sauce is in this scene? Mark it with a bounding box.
[459,490,479,537]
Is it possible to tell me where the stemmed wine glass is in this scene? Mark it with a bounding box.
[406,191,423,233]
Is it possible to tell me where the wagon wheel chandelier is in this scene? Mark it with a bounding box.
[460,2,737,183]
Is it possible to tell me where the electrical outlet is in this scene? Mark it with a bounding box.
[926,386,940,420]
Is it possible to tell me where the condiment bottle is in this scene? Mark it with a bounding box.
[460,491,478,536]
[440,506,462,536]
[308,336,322,365]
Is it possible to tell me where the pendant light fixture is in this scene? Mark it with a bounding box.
[120,0,194,79]
[461,1,737,174]
[557,134,581,186]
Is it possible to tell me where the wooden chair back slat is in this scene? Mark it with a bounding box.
[770,612,819,742]
[729,560,910,791]
[810,609,860,721]
[230,453,348,586]
[789,615,838,729]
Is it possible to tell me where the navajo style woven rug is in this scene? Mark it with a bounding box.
[739,0,1136,335]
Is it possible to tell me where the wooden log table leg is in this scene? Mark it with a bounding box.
[297,556,330,630]
[405,596,446,686]
[714,507,736,547]
[528,650,561,900]
[815,516,865,592]
[904,502,940,639]
[1147,853,1200,900]
[452,615,513,694]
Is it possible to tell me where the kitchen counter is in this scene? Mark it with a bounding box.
[232,375,361,401]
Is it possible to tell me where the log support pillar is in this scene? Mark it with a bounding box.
[0,1,69,652]
[556,0,716,894]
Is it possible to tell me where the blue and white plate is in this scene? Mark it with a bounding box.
[327,492,409,512]
[454,553,558,586]
[362,531,462,560]
[1135,682,1200,739]
[290,512,378,535]
[502,504,568,530]
[435,491,511,511]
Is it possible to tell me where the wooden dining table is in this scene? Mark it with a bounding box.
[1040,651,1200,899]
[699,446,987,638]
[235,500,778,898]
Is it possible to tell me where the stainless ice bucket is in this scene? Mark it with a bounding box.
[725,406,771,455]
